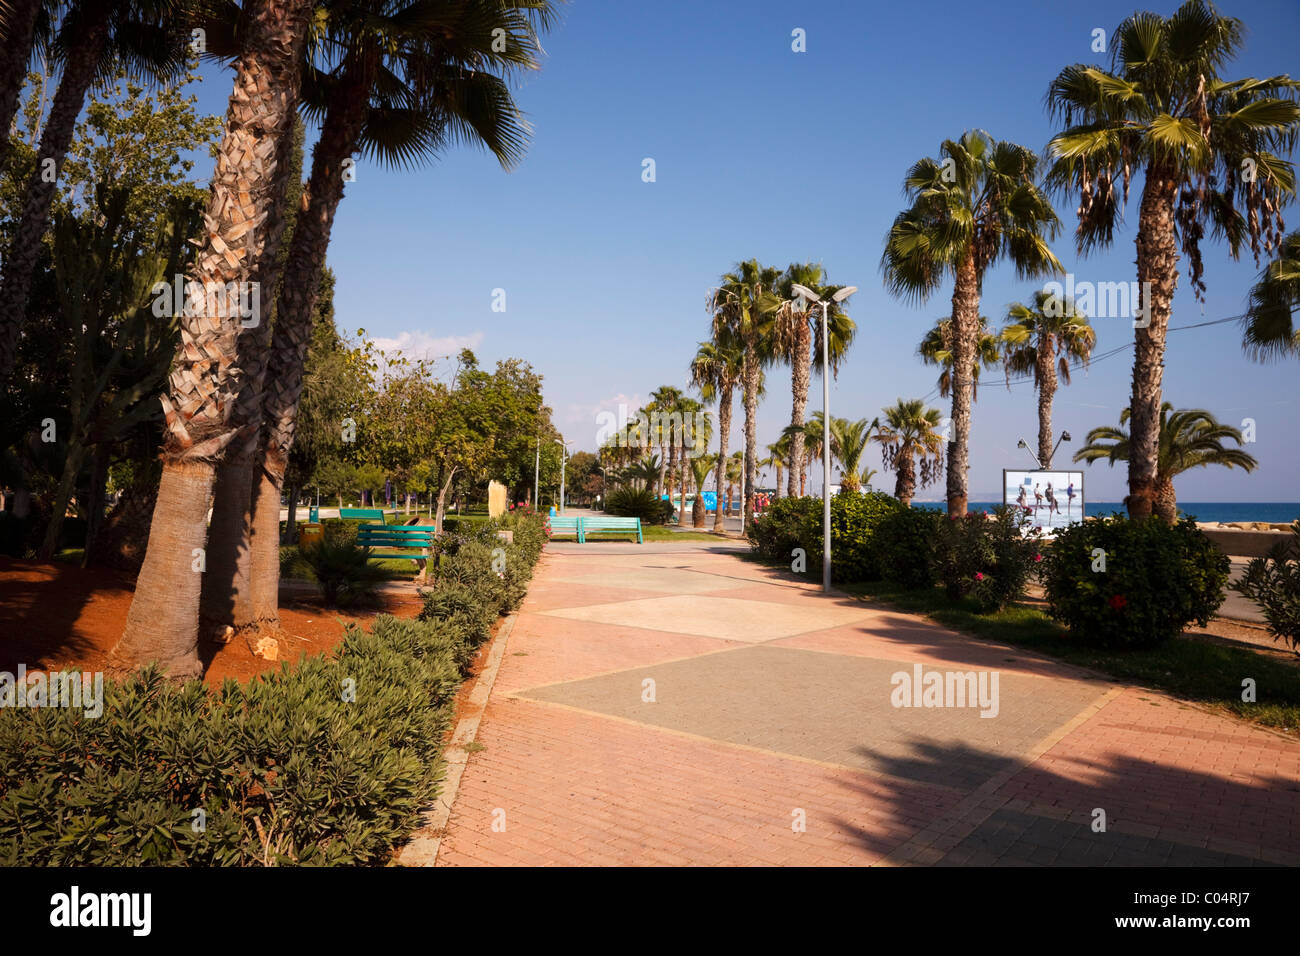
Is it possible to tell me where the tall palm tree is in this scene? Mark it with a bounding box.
[689,337,743,533]
[0,0,49,176]
[0,0,188,381]
[875,398,945,506]
[771,262,857,497]
[827,416,876,493]
[110,0,314,675]
[1001,290,1097,467]
[765,434,790,500]
[1074,403,1257,522]
[649,384,683,504]
[1240,228,1300,361]
[723,449,743,519]
[676,395,705,512]
[781,416,824,497]
[710,258,781,530]
[229,0,554,628]
[917,314,1002,401]
[1045,0,1300,518]
[882,129,1063,516]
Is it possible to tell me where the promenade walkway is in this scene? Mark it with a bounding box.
[425,542,1300,866]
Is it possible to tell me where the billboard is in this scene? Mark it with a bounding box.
[1003,469,1084,531]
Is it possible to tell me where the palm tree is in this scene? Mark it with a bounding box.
[688,452,717,528]
[827,417,876,493]
[1240,229,1300,362]
[781,417,824,496]
[0,0,48,176]
[225,0,554,629]
[0,0,189,381]
[772,262,857,497]
[1074,403,1257,523]
[710,259,781,531]
[1001,291,1097,466]
[724,449,744,518]
[765,435,790,500]
[1045,0,1300,518]
[882,129,1063,516]
[917,314,1002,401]
[689,337,743,532]
[649,384,683,504]
[875,399,945,506]
[110,0,315,676]
[676,396,706,512]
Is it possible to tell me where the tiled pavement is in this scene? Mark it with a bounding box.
[428,542,1300,866]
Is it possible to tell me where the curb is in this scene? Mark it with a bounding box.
[395,609,518,867]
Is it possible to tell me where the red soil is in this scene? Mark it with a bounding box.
[0,557,423,685]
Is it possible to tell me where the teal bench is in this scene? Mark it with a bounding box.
[580,516,642,543]
[356,523,436,582]
[340,507,386,524]
[548,515,581,540]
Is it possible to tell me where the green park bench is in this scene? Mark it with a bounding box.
[340,507,386,524]
[356,523,436,583]
[548,515,581,540]
[579,516,643,543]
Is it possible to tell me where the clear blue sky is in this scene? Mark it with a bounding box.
[189,0,1300,501]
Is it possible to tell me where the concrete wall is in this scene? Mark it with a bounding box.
[1201,527,1292,559]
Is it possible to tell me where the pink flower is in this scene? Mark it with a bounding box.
[1034,553,1043,563]
[975,572,985,581]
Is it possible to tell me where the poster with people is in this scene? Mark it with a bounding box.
[1003,469,1084,531]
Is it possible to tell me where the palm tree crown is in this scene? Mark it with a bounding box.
[875,399,945,506]
[1240,229,1300,362]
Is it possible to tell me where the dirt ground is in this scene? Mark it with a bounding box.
[0,557,424,685]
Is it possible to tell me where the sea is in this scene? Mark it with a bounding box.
[911,501,1300,524]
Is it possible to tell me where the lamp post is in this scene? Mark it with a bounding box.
[554,438,570,513]
[791,282,858,593]
[1016,438,1043,470]
[1047,430,1072,469]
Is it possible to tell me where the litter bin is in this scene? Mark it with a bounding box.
[298,522,324,551]
[308,505,319,522]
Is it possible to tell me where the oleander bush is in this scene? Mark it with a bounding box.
[0,512,547,865]
[876,506,944,590]
[1230,521,1300,653]
[1042,514,1229,648]
[932,506,1042,613]
[746,496,821,563]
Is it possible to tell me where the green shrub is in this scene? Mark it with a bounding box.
[1230,521,1300,652]
[876,506,944,590]
[606,487,674,525]
[821,491,906,583]
[746,496,821,562]
[1042,514,1229,648]
[933,507,1041,612]
[297,538,396,608]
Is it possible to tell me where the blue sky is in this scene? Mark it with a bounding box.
[188,0,1300,501]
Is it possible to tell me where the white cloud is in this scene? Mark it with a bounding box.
[369,329,485,362]
[561,392,645,448]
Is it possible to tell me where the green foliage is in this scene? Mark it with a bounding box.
[933,507,1042,613]
[876,506,944,590]
[1230,521,1300,652]
[1042,515,1230,648]
[297,538,397,608]
[606,486,673,525]
[822,491,906,583]
[746,495,820,562]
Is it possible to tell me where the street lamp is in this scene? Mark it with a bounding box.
[1048,430,1072,469]
[791,282,858,593]
[554,438,571,513]
[1016,438,1043,469]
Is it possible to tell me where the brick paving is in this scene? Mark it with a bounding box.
[430,542,1300,866]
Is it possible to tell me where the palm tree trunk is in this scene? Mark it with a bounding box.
[666,438,676,517]
[0,0,112,381]
[0,0,41,177]
[1037,337,1056,467]
[1154,477,1178,523]
[247,54,373,623]
[200,111,301,631]
[788,321,810,497]
[112,0,313,675]
[712,386,732,533]
[894,448,916,506]
[742,343,759,531]
[946,249,980,517]
[1129,165,1180,521]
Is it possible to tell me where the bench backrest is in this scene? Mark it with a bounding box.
[582,517,641,530]
[549,516,580,529]
[357,525,435,549]
[341,508,386,522]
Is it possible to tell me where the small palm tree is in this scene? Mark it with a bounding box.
[1074,403,1257,523]
[882,128,1063,516]
[875,399,945,507]
[828,417,876,494]
[1001,291,1097,466]
[765,435,790,500]
[1045,0,1300,518]
[723,450,744,517]
[783,415,825,497]
[918,314,1002,401]
[688,453,717,528]
[1240,229,1300,362]
[690,337,744,532]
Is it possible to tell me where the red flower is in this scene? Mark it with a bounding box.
[975,572,985,581]
[1034,553,1043,562]
[1109,594,1127,610]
